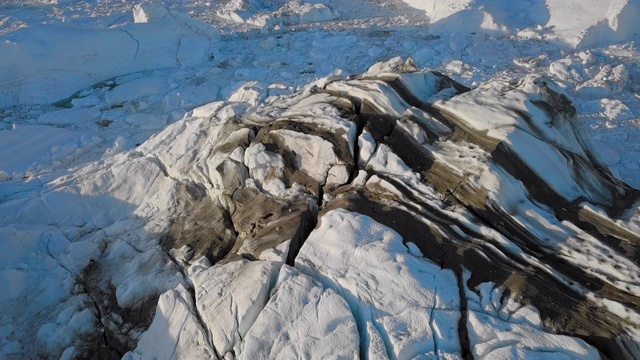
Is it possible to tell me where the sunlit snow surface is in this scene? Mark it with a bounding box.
[1,1,640,359]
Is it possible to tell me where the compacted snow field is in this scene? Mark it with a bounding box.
[1,1,640,359]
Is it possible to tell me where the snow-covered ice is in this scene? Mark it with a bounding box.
[238,265,359,360]
[296,209,461,359]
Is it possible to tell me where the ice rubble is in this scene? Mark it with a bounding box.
[2,56,639,359]
[0,124,101,177]
[4,1,640,187]
[213,0,338,27]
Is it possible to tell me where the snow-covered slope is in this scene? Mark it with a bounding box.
[1,1,640,359]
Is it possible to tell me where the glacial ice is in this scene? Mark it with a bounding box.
[1,2,640,356]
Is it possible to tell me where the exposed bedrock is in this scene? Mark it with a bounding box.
[9,58,639,359]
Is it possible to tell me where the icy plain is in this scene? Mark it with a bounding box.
[1,1,640,359]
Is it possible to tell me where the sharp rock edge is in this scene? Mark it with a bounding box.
[2,57,640,360]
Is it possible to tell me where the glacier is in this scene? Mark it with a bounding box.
[1,1,640,359]
[2,57,639,359]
